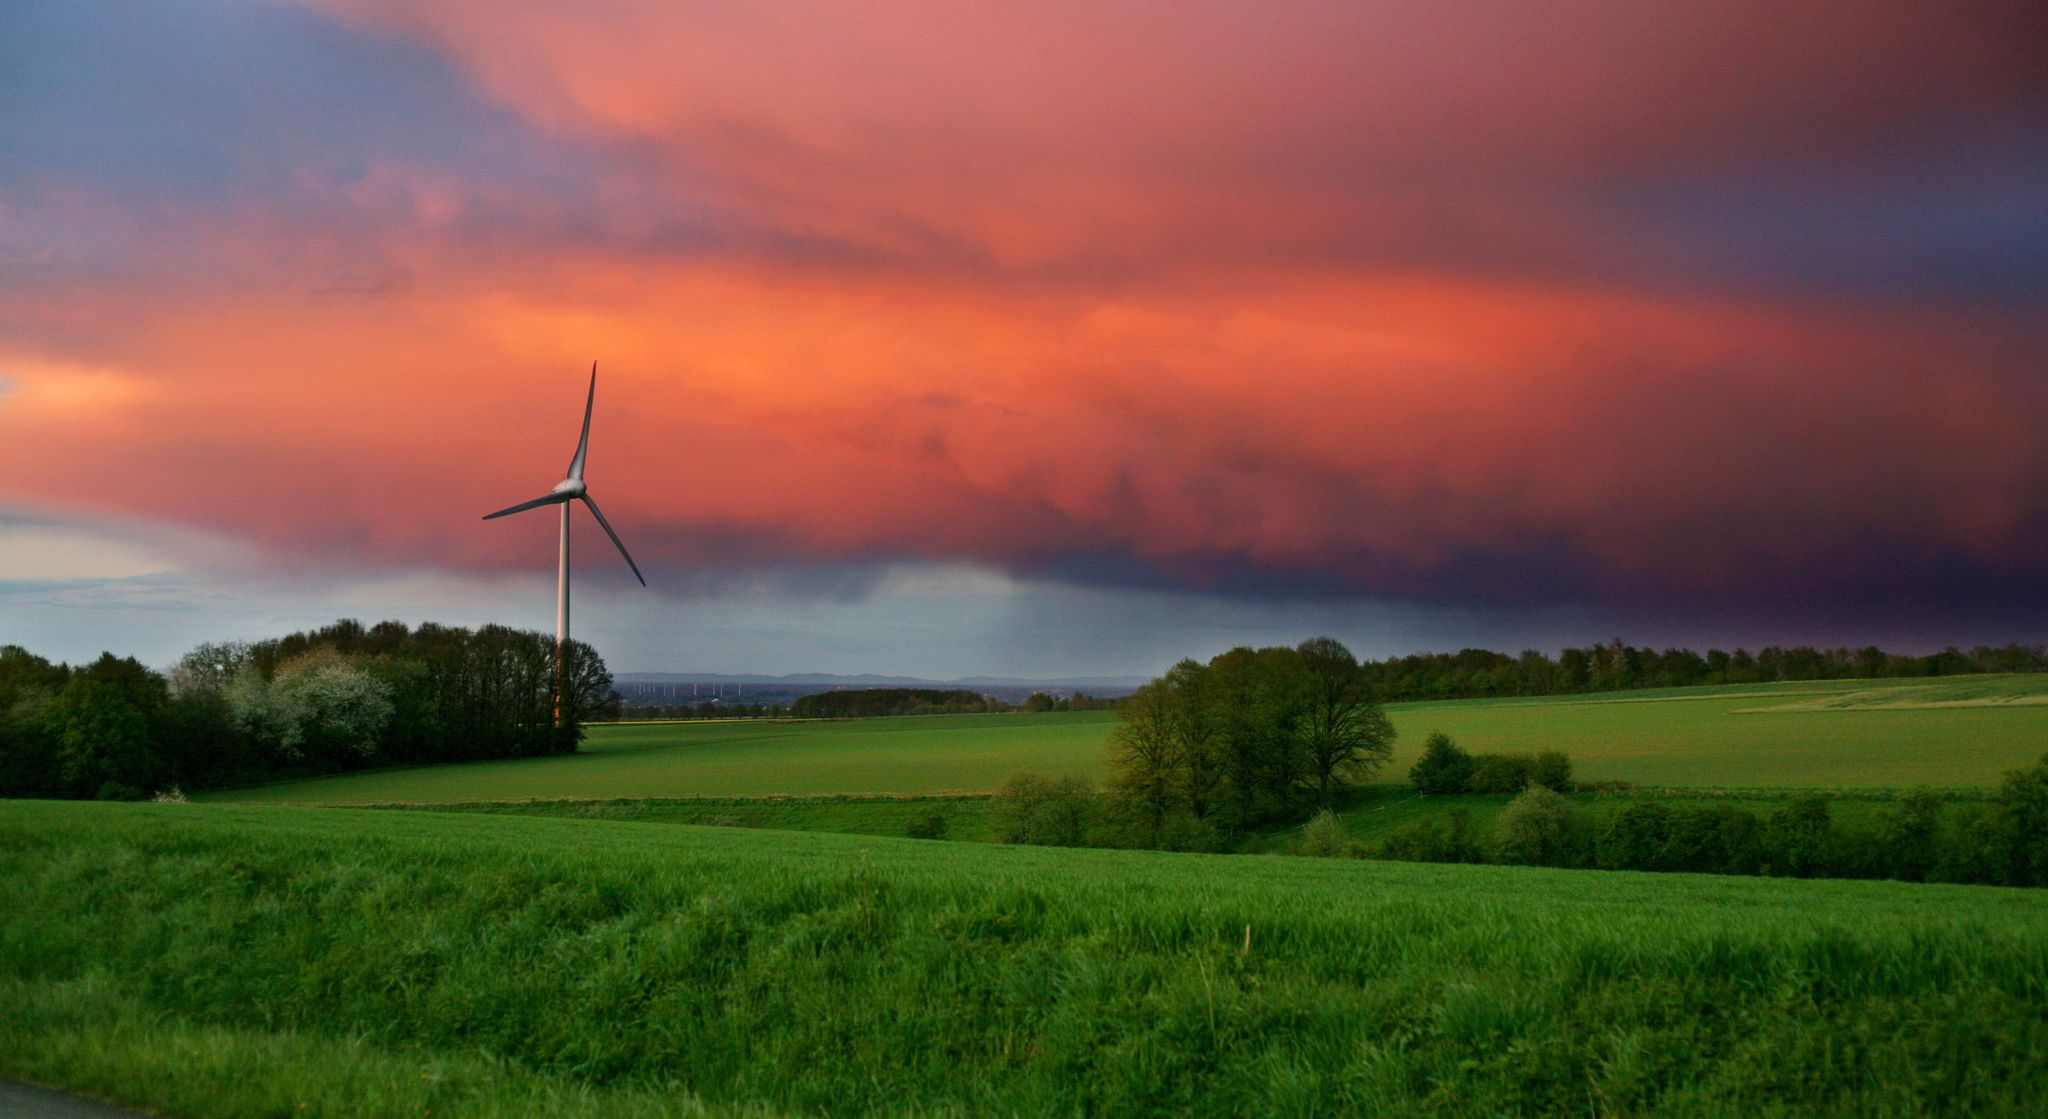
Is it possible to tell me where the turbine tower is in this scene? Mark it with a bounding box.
[482,362,645,720]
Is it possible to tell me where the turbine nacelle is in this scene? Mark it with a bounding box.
[481,361,646,588]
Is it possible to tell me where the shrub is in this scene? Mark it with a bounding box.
[1763,794,1832,877]
[990,772,1096,847]
[1874,789,1942,882]
[1095,795,1224,852]
[1492,786,1577,865]
[1596,802,1673,870]
[905,811,948,840]
[1665,805,1763,875]
[1529,750,1574,792]
[1299,809,1350,857]
[1597,802,1766,875]
[1150,811,1225,853]
[1966,754,2048,886]
[1409,732,1475,794]
[1464,751,1575,794]
[1380,808,1481,863]
[1468,753,1535,794]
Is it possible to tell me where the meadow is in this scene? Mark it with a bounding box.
[6,800,2047,1118]
[397,787,1916,853]
[205,674,2048,805]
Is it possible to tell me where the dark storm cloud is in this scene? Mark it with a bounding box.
[1,0,2045,656]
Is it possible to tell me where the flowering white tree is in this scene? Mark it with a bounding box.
[225,648,392,763]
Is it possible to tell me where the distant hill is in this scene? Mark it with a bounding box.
[614,671,1148,690]
[611,671,1148,707]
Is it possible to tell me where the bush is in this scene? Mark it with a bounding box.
[1095,794,1225,852]
[1299,809,1350,857]
[1529,750,1573,792]
[1379,808,1481,863]
[1409,732,1474,794]
[1665,805,1763,875]
[1874,789,1942,882]
[1492,786,1577,865]
[1468,753,1535,794]
[1465,751,1576,794]
[990,772,1096,847]
[1596,802,1673,870]
[1966,754,2048,886]
[905,811,948,840]
[1763,795,1832,877]
[1595,802,1765,874]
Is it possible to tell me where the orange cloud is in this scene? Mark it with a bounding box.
[2,0,2042,625]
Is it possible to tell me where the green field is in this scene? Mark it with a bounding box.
[207,675,2048,805]
[411,792,1006,842]
[400,787,1927,856]
[6,800,2047,1117]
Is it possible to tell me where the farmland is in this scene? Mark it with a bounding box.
[6,800,2048,1118]
[413,787,1923,854]
[205,674,2048,805]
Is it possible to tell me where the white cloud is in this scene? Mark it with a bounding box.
[0,522,180,581]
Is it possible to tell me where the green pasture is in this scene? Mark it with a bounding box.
[411,787,1920,853]
[6,800,2047,1117]
[207,675,2048,804]
[416,793,1005,843]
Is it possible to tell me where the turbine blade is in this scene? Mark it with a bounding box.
[566,361,596,480]
[580,493,646,586]
[481,492,569,520]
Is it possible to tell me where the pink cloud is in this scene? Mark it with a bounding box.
[1,1,2041,618]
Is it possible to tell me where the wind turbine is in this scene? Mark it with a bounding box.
[483,362,645,718]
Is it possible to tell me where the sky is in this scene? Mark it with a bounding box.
[2,0,2045,676]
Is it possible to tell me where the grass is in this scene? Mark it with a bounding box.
[204,675,2048,804]
[408,793,1003,843]
[6,799,2048,1117]
[400,786,1963,860]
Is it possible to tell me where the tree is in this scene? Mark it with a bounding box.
[1208,645,1307,826]
[990,772,1095,846]
[1294,637,1395,806]
[170,641,251,695]
[225,649,392,767]
[274,648,395,764]
[1492,785,1577,865]
[1106,678,1180,834]
[554,639,620,752]
[0,645,68,796]
[43,677,156,798]
[1158,659,1229,824]
[1409,732,1474,794]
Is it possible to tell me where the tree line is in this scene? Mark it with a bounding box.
[0,619,617,800]
[619,702,788,721]
[1361,640,2047,702]
[1379,740,2048,888]
[789,688,1011,718]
